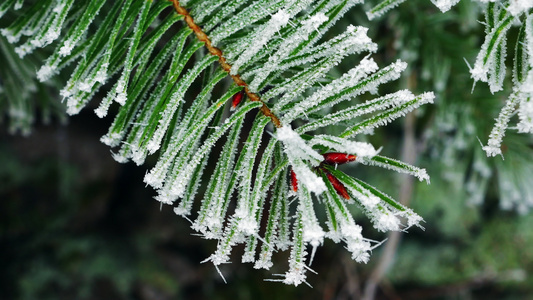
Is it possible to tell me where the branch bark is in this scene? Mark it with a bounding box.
[171,0,282,128]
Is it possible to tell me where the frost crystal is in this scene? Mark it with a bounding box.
[248,13,328,92]
[230,9,291,75]
[430,0,461,12]
[236,215,259,236]
[483,91,520,157]
[309,135,378,159]
[277,126,326,194]
[517,94,533,133]
[277,126,324,163]
[366,0,406,20]
[507,0,533,16]
[59,40,74,57]
[14,1,23,10]
[37,65,56,82]
[375,210,401,232]
[359,155,431,183]
[406,211,424,228]
[281,57,383,123]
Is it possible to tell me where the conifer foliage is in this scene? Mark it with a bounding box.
[368,0,533,157]
[0,0,435,285]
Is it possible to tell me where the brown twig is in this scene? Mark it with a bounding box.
[171,0,282,128]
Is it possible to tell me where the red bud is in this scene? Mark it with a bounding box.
[290,169,298,192]
[326,172,350,200]
[322,152,356,165]
[231,91,244,109]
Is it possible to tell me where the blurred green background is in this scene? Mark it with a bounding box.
[1,1,533,299]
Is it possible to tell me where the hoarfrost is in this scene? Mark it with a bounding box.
[230,9,290,75]
[507,0,533,16]
[277,126,326,194]
[431,0,461,12]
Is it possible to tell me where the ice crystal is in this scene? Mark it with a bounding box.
[367,0,406,20]
[517,94,533,133]
[277,126,326,194]
[507,0,533,16]
[230,9,291,75]
[248,13,328,92]
[309,135,378,159]
[483,91,520,157]
[430,0,461,12]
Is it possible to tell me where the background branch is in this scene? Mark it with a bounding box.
[362,108,417,300]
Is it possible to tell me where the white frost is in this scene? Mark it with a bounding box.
[430,0,461,12]
[309,135,379,159]
[277,126,326,194]
[230,9,291,75]
[507,0,533,16]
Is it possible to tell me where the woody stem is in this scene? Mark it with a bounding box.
[171,0,282,128]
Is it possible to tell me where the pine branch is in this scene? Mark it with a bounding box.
[0,0,435,285]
